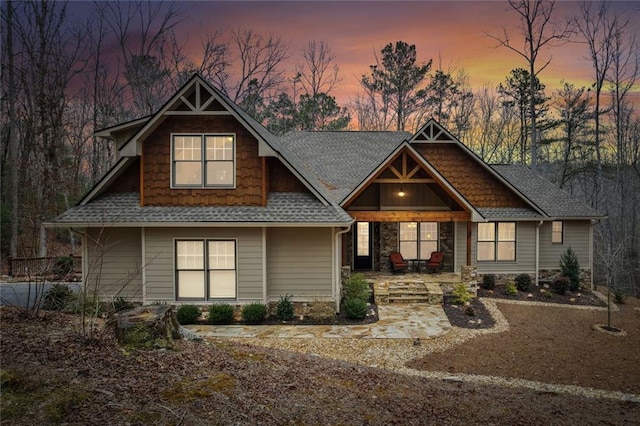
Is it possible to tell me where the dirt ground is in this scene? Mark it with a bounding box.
[410,296,640,394]
[1,297,639,425]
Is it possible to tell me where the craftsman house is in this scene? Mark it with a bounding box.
[49,74,603,311]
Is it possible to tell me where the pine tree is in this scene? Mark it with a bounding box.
[560,247,581,292]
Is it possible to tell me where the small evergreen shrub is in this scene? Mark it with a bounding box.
[43,284,74,311]
[552,276,570,295]
[241,303,268,324]
[52,256,74,277]
[560,247,581,292]
[343,298,367,319]
[613,289,627,304]
[343,273,371,302]
[515,274,531,292]
[276,294,295,321]
[452,283,472,305]
[481,274,496,290]
[503,280,517,296]
[177,305,201,325]
[208,304,235,324]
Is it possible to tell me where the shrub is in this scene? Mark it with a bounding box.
[276,294,295,321]
[343,273,371,302]
[452,283,472,305]
[480,274,496,290]
[464,305,475,316]
[613,289,627,304]
[552,276,570,295]
[241,303,267,324]
[177,305,201,325]
[52,256,74,277]
[503,280,517,296]
[560,247,580,292]
[515,274,531,292]
[208,304,235,324]
[42,284,74,311]
[343,298,367,319]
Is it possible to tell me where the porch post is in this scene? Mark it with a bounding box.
[466,222,472,266]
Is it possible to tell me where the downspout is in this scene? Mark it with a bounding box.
[535,220,543,286]
[334,224,353,313]
[141,228,146,304]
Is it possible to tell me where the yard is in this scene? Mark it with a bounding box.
[1,293,638,424]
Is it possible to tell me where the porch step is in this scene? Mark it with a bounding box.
[374,280,443,305]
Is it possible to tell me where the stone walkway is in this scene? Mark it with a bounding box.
[184,303,451,339]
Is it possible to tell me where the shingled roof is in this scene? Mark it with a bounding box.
[491,164,603,219]
[280,131,410,203]
[53,192,352,226]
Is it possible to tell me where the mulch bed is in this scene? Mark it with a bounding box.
[262,303,379,326]
[443,296,495,329]
[477,285,607,307]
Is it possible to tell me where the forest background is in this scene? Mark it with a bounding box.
[1,0,638,296]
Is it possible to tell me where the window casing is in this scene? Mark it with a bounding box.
[172,134,235,188]
[477,222,516,262]
[399,222,438,260]
[175,239,237,300]
[551,221,563,244]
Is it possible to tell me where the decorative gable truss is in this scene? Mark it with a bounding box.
[165,80,231,115]
[410,119,457,143]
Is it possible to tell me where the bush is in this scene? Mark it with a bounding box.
[276,294,295,321]
[503,280,517,296]
[42,284,74,311]
[177,305,201,325]
[552,276,570,295]
[343,298,367,319]
[343,273,371,303]
[208,304,235,324]
[515,274,531,292]
[560,247,581,292]
[480,274,496,290]
[241,303,267,324]
[53,256,74,277]
[613,289,627,304]
[452,283,472,305]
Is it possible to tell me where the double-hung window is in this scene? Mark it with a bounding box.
[477,222,516,261]
[399,222,438,260]
[172,134,235,188]
[176,240,237,300]
[551,221,563,244]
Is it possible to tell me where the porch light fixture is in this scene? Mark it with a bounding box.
[398,185,406,197]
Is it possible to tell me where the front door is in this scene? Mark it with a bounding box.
[353,222,373,270]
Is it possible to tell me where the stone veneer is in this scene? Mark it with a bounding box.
[478,269,592,288]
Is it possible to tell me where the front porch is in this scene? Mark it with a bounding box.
[361,271,467,306]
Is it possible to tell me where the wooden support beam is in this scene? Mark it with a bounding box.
[374,178,435,184]
[349,211,470,222]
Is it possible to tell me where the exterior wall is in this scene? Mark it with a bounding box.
[266,227,333,298]
[539,220,591,269]
[415,143,529,208]
[85,228,143,300]
[104,159,140,194]
[439,222,454,271]
[471,221,537,275]
[144,227,263,302]
[455,221,468,272]
[379,222,399,272]
[142,115,264,206]
[267,157,310,193]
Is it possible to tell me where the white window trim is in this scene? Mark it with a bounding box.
[170,133,237,189]
[398,221,439,260]
[174,238,238,301]
[477,222,517,262]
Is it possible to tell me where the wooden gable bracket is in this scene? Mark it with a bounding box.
[373,151,435,184]
[411,120,456,143]
[166,80,232,116]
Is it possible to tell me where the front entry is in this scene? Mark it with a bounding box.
[353,222,373,270]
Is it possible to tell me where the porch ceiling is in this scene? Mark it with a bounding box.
[349,210,470,222]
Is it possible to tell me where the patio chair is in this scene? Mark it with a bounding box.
[426,251,444,273]
[389,251,409,273]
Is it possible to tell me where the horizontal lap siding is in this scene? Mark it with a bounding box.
[144,227,263,302]
[455,221,467,272]
[472,222,536,274]
[539,221,590,269]
[267,228,332,297]
[86,228,143,300]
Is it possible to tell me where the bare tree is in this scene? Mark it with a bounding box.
[296,40,342,97]
[487,0,573,169]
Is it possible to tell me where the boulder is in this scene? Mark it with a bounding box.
[108,305,181,348]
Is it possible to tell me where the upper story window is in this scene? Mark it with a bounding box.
[551,221,563,244]
[477,222,516,261]
[172,134,235,188]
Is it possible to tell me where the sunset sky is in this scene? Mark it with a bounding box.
[172,1,640,102]
[70,1,640,107]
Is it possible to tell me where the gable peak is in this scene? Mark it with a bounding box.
[410,119,456,143]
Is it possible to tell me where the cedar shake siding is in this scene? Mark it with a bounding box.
[142,115,263,206]
[415,144,529,208]
[267,157,311,193]
[104,158,141,194]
